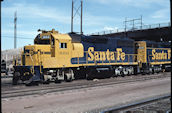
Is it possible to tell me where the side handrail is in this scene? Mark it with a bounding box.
[29,54,35,75]
[38,50,42,74]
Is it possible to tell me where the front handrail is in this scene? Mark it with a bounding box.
[29,52,35,75]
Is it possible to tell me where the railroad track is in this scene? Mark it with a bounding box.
[100,94,171,113]
[2,72,170,90]
[1,72,170,99]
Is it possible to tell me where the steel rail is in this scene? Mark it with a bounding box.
[2,72,169,91]
[1,73,170,99]
[100,94,171,113]
[2,73,168,93]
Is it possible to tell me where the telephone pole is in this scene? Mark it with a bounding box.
[80,0,83,35]
[0,0,3,53]
[71,0,74,33]
[14,11,17,49]
[71,0,83,35]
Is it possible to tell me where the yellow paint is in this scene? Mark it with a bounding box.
[135,41,147,68]
[110,52,115,60]
[40,31,84,68]
[152,49,167,60]
[168,49,171,59]
[88,47,94,61]
[116,48,125,61]
[147,47,170,50]
[148,48,171,60]
[72,43,83,58]
[87,47,125,62]
[23,45,51,66]
[150,61,171,65]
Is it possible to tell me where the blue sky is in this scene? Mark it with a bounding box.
[1,0,170,50]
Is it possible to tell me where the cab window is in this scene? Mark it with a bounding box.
[34,34,50,44]
[59,43,67,49]
[42,35,50,39]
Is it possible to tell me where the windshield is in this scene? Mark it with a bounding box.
[34,34,50,44]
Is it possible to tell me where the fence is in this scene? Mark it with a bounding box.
[88,22,171,36]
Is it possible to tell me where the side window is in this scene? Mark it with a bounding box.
[59,43,67,49]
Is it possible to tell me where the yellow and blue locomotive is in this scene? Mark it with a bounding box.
[13,29,171,85]
[136,41,171,74]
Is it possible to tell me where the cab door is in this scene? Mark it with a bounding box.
[58,40,72,67]
[50,37,55,57]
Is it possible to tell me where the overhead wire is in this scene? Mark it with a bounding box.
[2,35,34,40]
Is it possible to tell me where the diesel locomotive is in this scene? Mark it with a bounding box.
[12,29,171,85]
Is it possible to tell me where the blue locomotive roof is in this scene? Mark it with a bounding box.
[81,35,134,43]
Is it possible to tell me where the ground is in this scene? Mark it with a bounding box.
[2,75,171,113]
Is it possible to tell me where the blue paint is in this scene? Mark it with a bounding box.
[71,36,135,64]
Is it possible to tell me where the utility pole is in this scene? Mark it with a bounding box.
[124,17,127,32]
[0,0,3,54]
[81,0,83,35]
[71,0,83,35]
[124,17,127,37]
[71,0,74,33]
[140,15,142,29]
[170,0,172,39]
[14,11,17,49]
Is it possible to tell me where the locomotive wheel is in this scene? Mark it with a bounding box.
[43,79,50,84]
[5,70,8,75]
[86,73,93,80]
[152,68,155,74]
[86,69,95,80]
[65,75,72,82]
[127,71,130,76]
[25,81,39,86]
[121,71,125,77]
[55,79,61,83]
[12,72,20,85]
[43,75,50,84]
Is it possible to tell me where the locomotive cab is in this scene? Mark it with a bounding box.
[47,31,84,68]
[13,29,84,85]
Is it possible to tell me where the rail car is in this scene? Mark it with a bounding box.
[136,40,171,74]
[12,29,171,85]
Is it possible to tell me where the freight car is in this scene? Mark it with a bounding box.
[12,29,171,85]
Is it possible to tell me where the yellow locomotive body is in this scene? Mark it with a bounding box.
[13,29,85,84]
